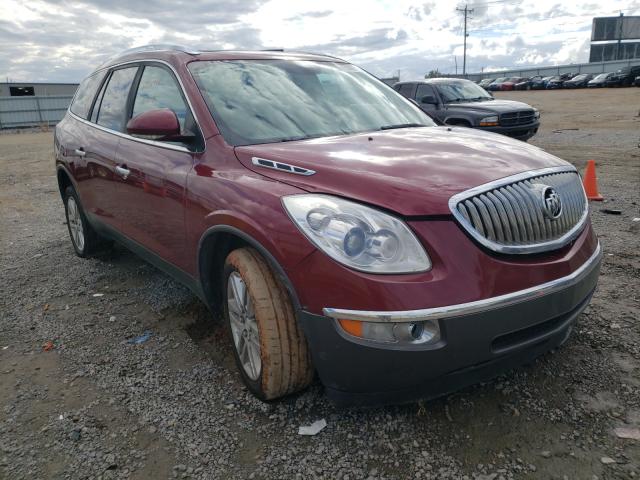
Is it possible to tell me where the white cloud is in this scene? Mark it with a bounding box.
[0,0,638,82]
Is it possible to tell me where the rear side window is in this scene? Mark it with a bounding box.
[96,67,138,131]
[70,71,106,119]
[415,84,435,102]
[132,66,188,131]
[397,84,414,98]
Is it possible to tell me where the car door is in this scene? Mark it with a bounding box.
[57,69,124,228]
[414,84,444,124]
[111,63,199,270]
[77,66,140,228]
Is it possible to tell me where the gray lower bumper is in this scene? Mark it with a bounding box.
[298,245,602,406]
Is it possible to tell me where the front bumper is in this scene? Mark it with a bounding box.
[298,243,601,406]
[479,120,539,140]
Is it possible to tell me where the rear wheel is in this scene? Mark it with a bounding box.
[223,247,314,400]
[63,186,110,257]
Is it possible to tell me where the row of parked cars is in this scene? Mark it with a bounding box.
[478,65,640,91]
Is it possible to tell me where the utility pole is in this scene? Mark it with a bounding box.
[616,12,624,60]
[456,4,474,75]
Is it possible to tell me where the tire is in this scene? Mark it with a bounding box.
[223,247,314,400]
[63,186,110,257]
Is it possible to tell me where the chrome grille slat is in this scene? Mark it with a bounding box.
[486,191,512,242]
[501,186,528,242]
[472,197,496,241]
[450,167,588,254]
[496,188,522,242]
[511,182,542,241]
[478,194,502,242]
[505,185,534,242]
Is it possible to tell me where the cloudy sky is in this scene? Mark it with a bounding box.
[1,0,639,83]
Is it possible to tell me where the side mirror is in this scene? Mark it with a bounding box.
[127,109,181,139]
[420,95,437,105]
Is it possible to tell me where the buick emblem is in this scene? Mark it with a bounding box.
[529,183,562,220]
[541,185,562,219]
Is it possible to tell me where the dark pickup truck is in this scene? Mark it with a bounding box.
[394,78,540,141]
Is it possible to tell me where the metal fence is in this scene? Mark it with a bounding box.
[462,58,640,81]
[0,95,73,129]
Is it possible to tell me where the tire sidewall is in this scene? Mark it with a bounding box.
[222,261,266,400]
[64,187,87,257]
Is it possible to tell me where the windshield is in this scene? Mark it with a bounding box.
[436,80,492,102]
[188,60,435,146]
[572,74,587,80]
[493,78,506,83]
[593,73,607,80]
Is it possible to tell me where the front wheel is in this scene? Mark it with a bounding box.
[223,247,314,400]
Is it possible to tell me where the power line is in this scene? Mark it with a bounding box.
[456,4,474,75]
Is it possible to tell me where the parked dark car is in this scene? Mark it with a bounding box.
[487,77,508,91]
[394,78,540,141]
[531,76,553,89]
[563,73,594,88]
[55,46,600,406]
[587,72,614,88]
[605,66,640,87]
[478,78,494,89]
[635,76,640,87]
[546,73,575,89]
[514,76,542,90]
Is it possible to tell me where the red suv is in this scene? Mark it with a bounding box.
[55,46,601,406]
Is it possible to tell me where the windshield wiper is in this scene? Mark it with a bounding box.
[379,123,428,130]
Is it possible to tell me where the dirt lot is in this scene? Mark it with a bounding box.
[1,87,639,480]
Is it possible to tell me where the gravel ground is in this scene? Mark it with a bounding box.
[1,87,639,480]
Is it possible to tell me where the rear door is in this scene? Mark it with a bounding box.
[67,66,139,229]
[57,70,115,223]
[111,63,200,270]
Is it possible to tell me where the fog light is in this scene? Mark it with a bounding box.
[338,318,440,345]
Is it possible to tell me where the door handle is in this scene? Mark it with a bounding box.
[115,165,130,180]
[74,148,86,157]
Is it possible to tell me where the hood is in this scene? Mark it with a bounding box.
[446,99,533,113]
[234,127,568,216]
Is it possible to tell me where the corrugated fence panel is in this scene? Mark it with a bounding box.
[0,95,73,128]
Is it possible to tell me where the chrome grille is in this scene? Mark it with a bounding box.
[449,167,588,254]
[500,110,536,126]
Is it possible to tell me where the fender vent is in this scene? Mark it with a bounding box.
[251,157,315,176]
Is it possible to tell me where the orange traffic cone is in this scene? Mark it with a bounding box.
[583,160,603,201]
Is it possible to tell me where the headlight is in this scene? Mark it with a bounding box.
[479,115,499,126]
[534,108,540,119]
[282,194,431,274]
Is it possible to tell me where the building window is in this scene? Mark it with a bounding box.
[9,86,35,96]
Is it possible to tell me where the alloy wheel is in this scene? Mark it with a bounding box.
[227,271,261,380]
[67,196,85,252]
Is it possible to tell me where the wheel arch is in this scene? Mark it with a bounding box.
[443,117,473,127]
[56,165,76,200]
[197,225,302,316]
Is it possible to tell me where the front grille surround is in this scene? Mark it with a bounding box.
[500,110,536,126]
[449,167,589,254]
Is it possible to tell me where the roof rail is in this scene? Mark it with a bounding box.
[100,44,200,66]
